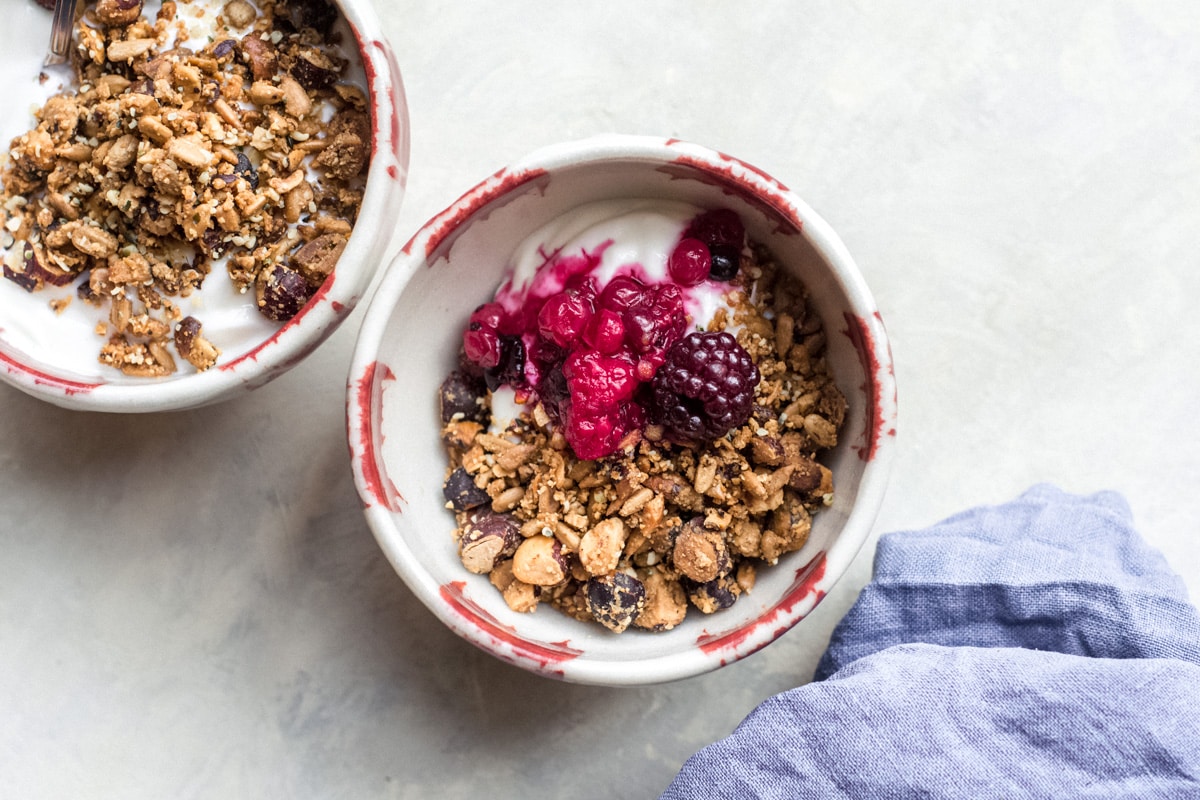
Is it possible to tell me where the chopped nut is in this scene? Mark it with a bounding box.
[174,316,220,371]
[672,519,731,583]
[249,80,285,105]
[279,75,312,118]
[585,573,646,633]
[95,0,144,27]
[107,38,157,62]
[443,467,490,512]
[223,0,256,28]
[512,536,569,586]
[137,116,173,145]
[618,487,654,517]
[579,518,628,576]
[63,222,118,259]
[491,485,526,513]
[167,136,215,169]
[635,570,688,632]
[458,512,521,574]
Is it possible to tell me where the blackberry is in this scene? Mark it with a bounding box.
[648,331,760,444]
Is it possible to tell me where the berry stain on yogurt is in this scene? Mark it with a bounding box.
[462,200,756,460]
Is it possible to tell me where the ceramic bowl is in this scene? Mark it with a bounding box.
[0,0,408,411]
[348,135,897,685]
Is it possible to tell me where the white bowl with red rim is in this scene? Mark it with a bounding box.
[348,134,897,685]
[0,0,408,411]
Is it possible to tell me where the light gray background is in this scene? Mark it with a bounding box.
[3,1,1198,797]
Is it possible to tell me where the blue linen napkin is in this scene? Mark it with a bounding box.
[660,485,1200,799]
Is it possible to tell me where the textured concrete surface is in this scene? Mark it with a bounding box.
[2,1,1198,797]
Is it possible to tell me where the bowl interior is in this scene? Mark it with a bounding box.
[0,0,407,411]
[357,142,893,683]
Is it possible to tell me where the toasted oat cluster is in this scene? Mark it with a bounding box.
[0,0,368,376]
[439,248,846,633]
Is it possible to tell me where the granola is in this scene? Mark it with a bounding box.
[439,243,846,633]
[0,0,368,376]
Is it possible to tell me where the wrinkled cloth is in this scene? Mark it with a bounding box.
[661,485,1200,799]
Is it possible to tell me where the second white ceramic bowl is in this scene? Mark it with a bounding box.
[0,0,409,411]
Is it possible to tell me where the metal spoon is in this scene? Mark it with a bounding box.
[45,0,79,66]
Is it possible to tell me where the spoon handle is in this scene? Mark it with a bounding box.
[46,0,79,66]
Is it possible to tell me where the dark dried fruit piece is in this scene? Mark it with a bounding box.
[442,467,490,512]
[255,264,310,321]
[458,512,521,574]
[438,370,489,425]
[585,572,647,633]
[289,47,339,90]
[684,574,741,614]
[234,152,258,190]
[3,245,71,292]
[3,263,38,292]
[76,272,99,302]
[208,38,238,60]
[289,0,339,36]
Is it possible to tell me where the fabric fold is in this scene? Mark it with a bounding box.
[817,485,1200,677]
[661,485,1200,800]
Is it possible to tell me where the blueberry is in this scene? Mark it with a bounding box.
[708,244,741,281]
[483,335,525,392]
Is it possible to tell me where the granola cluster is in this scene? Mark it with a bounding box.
[439,248,846,633]
[0,0,368,376]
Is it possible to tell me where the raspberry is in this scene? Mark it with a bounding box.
[598,275,646,313]
[537,289,593,347]
[463,325,501,368]
[562,401,644,461]
[622,283,686,356]
[563,350,639,413]
[583,308,625,354]
[560,350,642,459]
[648,331,760,444]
